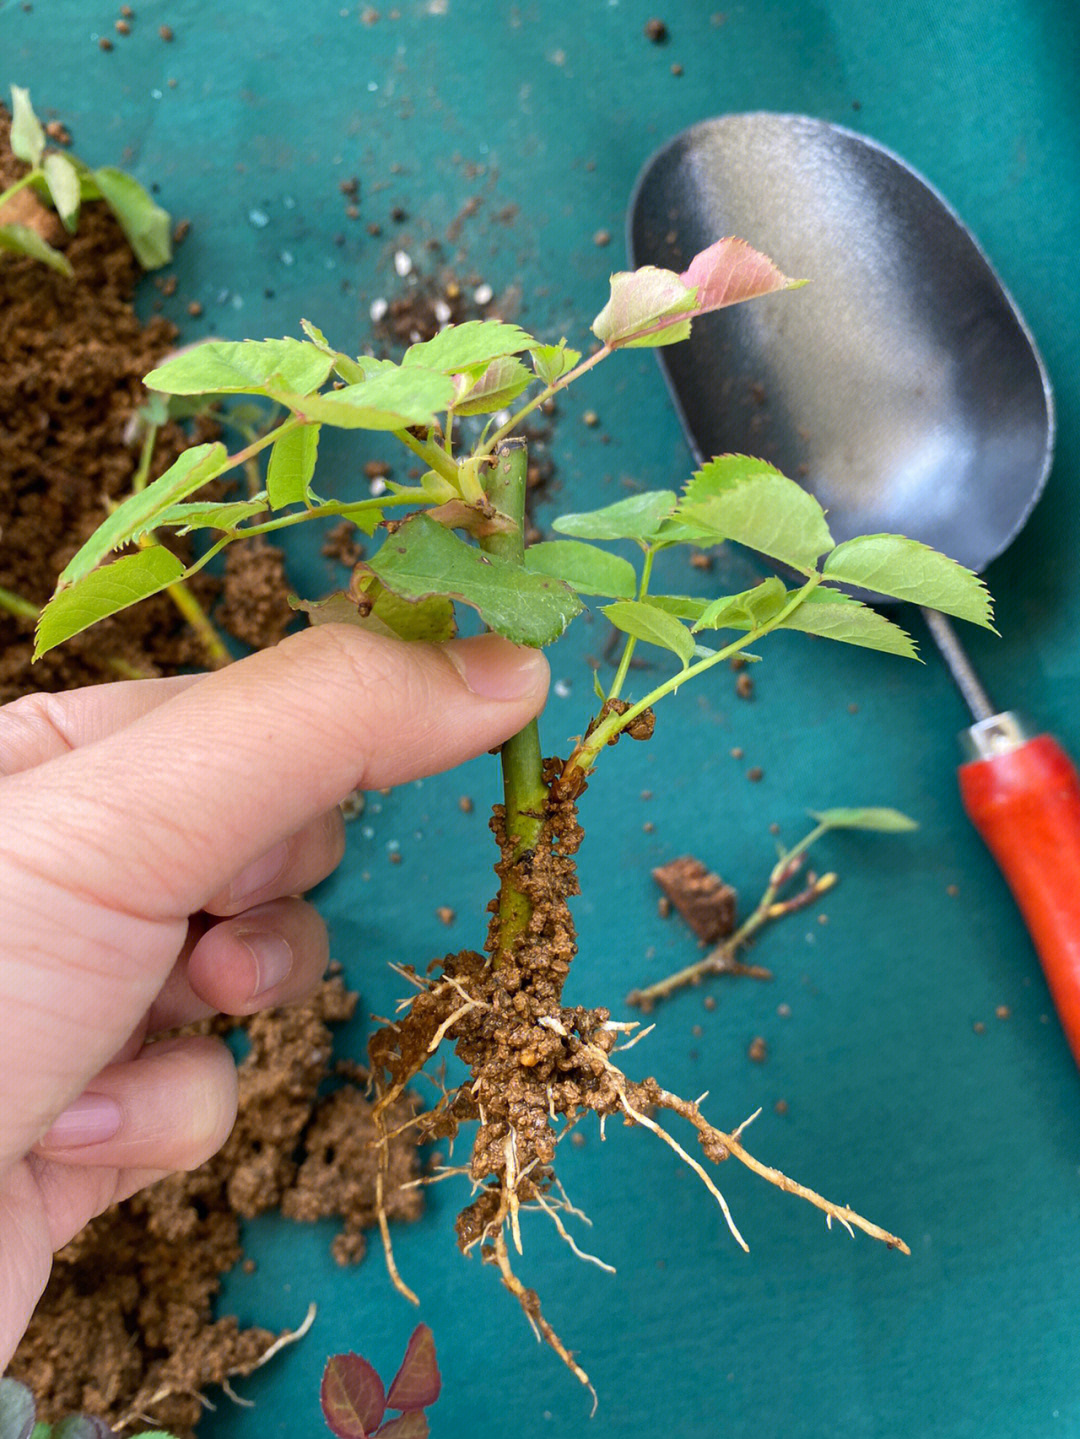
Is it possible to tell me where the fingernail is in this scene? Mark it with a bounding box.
[40,1093,123,1148]
[229,840,289,907]
[239,931,294,999]
[442,635,548,701]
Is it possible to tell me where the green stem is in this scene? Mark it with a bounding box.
[393,427,459,485]
[567,573,822,781]
[479,344,613,455]
[480,442,549,956]
[0,584,40,621]
[0,169,40,211]
[607,546,655,701]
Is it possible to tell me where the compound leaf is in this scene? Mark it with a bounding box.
[403,321,534,373]
[810,807,919,833]
[601,599,695,667]
[592,239,799,349]
[678,456,834,571]
[35,546,186,657]
[266,423,321,508]
[822,534,993,628]
[525,539,637,598]
[552,490,677,543]
[92,167,171,268]
[362,514,581,646]
[59,442,229,585]
[145,339,334,397]
[321,1354,386,1439]
[0,222,73,276]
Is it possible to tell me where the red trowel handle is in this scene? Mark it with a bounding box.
[959,729,1080,1065]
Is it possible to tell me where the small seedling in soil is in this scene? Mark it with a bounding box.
[0,87,171,276]
[0,1374,178,1437]
[36,229,994,1390]
[632,807,919,1007]
[321,1324,441,1439]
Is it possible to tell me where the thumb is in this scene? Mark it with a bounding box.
[2,624,549,925]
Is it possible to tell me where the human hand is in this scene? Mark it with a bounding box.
[0,624,549,1367]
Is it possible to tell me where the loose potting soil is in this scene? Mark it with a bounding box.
[1,111,423,1435]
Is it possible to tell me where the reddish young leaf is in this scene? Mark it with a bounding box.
[679,236,801,314]
[385,1325,441,1413]
[321,1353,387,1439]
[376,1413,430,1439]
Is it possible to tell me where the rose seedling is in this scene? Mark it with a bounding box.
[0,87,171,277]
[36,235,992,1389]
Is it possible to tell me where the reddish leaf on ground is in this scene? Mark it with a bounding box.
[385,1325,442,1413]
[679,236,800,313]
[376,1412,431,1439]
[321,1353,387,1439]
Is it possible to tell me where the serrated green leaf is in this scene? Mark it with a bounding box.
[524,540,637,598]
[601,599,696,666]
[362,514,581,646]
[452,355,533,416]
[145,339,334,397]
[693,577,789,632]
[268,365,456,431]
[646,593,709,621]
[294,583,456,644]
[92,167,171,268]
[821,534,994,629]
[778,588,919,658]
[152,496,269,533]
[678,455,834,570]
[42,153,81,231]
[592,266,696,348]
[266,423,320,508]
[552,490,677,543]
[35,546,185,656]
[402,321,534,374]
[10,86,45,166]
[59,442,229,585]
[810,806,919,833]
[0,222,74,276]
[530,341,581,386]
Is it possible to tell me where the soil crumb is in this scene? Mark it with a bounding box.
[653,856,737,943]
[9,980,422,1437]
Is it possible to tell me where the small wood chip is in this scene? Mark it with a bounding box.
[644,18,668,42]
[436,907,456,926]
[652,856,737,943]
[748,1036,767,1063]
[159,22,174,40]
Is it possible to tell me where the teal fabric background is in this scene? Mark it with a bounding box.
[4,2,1079,1435]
